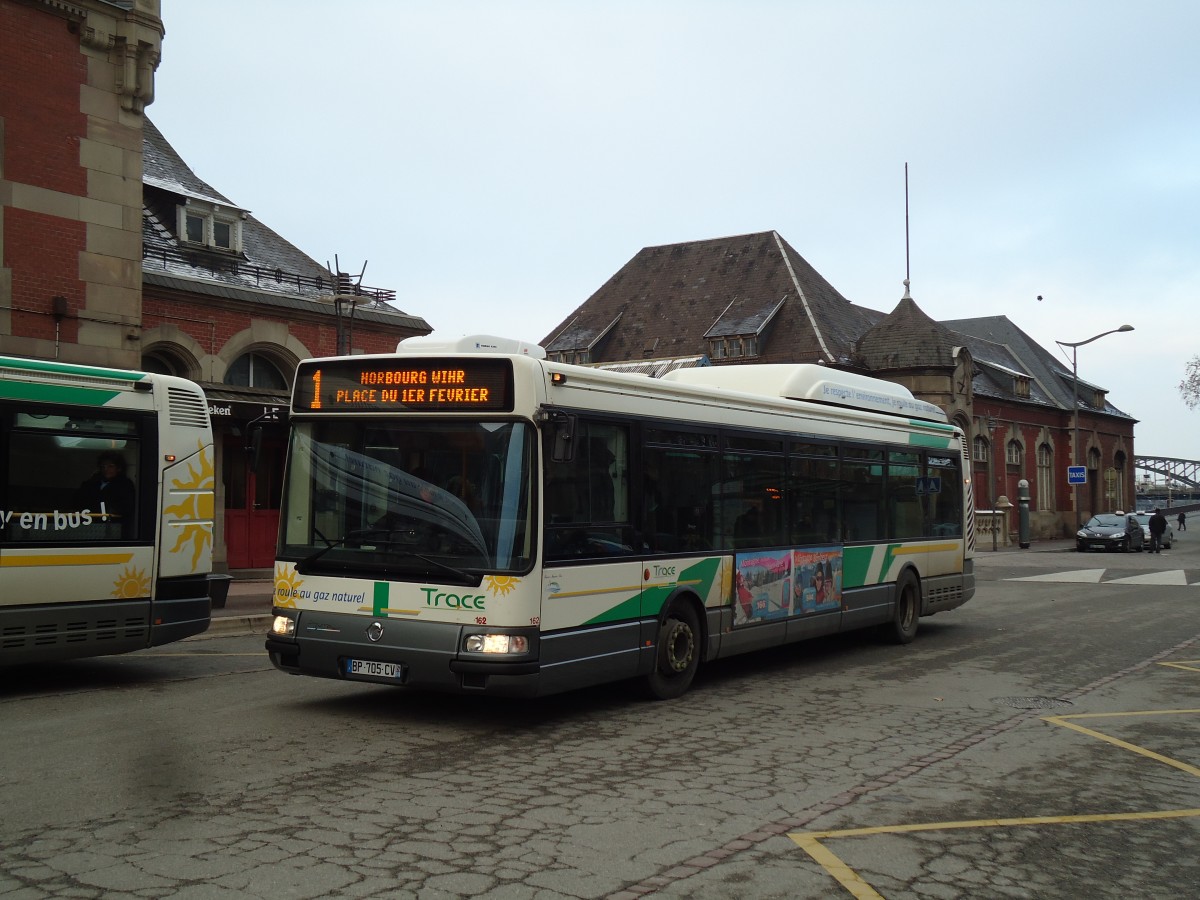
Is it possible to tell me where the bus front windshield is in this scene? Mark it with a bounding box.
[280,419,535,579]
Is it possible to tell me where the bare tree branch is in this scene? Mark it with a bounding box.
[1181,356,1200,410]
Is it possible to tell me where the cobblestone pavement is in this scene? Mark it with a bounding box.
[2,575,1198,898]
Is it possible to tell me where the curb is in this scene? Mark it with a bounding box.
[193,614,273,639]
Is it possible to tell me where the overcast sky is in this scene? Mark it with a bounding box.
[150,1,1199,462]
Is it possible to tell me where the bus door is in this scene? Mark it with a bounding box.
[223,433,283,569]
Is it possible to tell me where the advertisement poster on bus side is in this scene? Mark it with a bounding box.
[733,546,843,626]
[792,547,842,614]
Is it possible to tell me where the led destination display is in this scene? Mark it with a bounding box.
[293,358,515,412]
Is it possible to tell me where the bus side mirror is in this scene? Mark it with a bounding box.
[552,415,575,463]
[537,409,576,463]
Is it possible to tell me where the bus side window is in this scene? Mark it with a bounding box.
[5,411,141,543]
[543,422,631,560]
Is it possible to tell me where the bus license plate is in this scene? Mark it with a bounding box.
[345,658,404,682]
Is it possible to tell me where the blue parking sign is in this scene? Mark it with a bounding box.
[1067,465,1086,485]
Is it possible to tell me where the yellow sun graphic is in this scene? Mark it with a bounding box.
[274,565,303,609]
[163,442,216,572]
[112,566,151,599]
[482,575,520,596]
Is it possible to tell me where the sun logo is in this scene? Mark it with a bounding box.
[163,442,216,572]
[112,566,150,599]
[482,575,520,596]
[274,565,303,609]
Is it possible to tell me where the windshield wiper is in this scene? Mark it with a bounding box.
[296,526,474,583]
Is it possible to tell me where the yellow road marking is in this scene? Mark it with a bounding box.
[789,706,1200,897]
[1043,709,1200,778]
[791,809,1200,899]
[1159,659,1200,673]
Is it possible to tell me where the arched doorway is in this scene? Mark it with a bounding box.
[221,351,289,570]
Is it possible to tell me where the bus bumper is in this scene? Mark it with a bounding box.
[265,609,544,696]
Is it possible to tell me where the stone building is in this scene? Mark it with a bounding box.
[542,230,1136,539]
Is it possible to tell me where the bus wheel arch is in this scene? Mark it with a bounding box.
[644,591,703,700]
[885,567,921,644]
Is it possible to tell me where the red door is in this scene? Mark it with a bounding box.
[224,434,282,569]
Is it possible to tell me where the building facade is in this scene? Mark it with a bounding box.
[1,0,432,569]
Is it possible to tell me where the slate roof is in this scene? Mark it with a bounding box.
[944,315,1134,419]
[541,231,883,365]
[140,118,430,333]
[854,293,960,370]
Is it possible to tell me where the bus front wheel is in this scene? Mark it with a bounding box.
[645,601,700,700]
[885,572,921,644]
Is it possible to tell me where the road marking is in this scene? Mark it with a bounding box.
[1043,709,1200,778]
[789,708,1200,897]
[1006,569,1199,585]
[1008,569,1105,582]
[791,810,1200,900]
[1160,659,1200,673]
[1105,571,1191,585]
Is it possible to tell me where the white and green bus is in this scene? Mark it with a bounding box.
[267,335,974,698]
[0,356,215,664]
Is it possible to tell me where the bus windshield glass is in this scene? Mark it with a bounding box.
[280,419,535,577]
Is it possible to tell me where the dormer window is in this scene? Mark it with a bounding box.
[178,201,243,253]
[1014,375,1031,399]
[707,335,759,361]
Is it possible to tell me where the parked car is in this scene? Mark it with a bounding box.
[1132,512,1174,549]
[1076,513,1145,552]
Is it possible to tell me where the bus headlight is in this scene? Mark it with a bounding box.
[271,614,297,638]
[464,634,529,654]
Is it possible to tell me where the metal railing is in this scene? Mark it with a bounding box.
[142,243,396,305]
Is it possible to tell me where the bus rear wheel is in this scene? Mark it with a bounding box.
[644,601,700,700]
[885,572,920,644]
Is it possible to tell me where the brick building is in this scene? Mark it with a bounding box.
[542,231,1137,540]
[1,0,431,569]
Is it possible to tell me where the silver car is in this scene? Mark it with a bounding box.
[1133,513,1174,549]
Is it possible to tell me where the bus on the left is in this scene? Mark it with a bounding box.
[0,356,216,664]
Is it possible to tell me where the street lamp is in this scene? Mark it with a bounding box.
[1055,325,1134,532]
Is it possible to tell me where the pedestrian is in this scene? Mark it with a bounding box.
[1179,511,1187,532]
[1148,507,1168,553]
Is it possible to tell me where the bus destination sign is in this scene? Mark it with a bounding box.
[293,358,515,412]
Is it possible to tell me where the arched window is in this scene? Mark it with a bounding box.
[1087,447,1101,471]
[1037,443,1053,511]
[226,352,288,390]
[973,436,989,464]
[141,345,197,380]
[1113,451,1127,511]
[1006,440,1023,468]
[140,355,176,376]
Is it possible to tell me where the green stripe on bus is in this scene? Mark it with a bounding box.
[584,556,724,626]
[909,419,955,432]
[373,581,389,617]
[0,382,124,406]
[908,432,954,448]
[841,545,875,588]
[1,357,145,382]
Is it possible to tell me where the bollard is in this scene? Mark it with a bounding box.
[1018,479,1031,549]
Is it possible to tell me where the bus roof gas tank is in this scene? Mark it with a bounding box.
[661,364,947,423]
[396,334,546,358]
